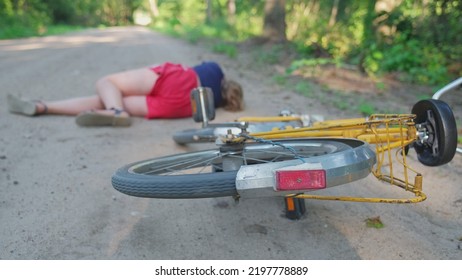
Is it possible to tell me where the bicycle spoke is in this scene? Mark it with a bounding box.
[134,153,221,175]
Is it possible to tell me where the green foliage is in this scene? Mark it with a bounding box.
[293,81,313,97]
[255,45,286,64]
[361,43,383,75]
[365,216,384,229]
[358,101,375,116]
[332,91,350,111]
[287,58,341,74]
[45,0,78,24]
[375,81,386,91]
[0,0,51,38]
[377,37,449,85]
[272,74,287,86]
[43,24,85,36]
[1,0,460,88]
[212,42,237,58]
[0,0,143,39]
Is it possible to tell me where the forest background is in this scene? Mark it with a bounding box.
[1,0,461,88]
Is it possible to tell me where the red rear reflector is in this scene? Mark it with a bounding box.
[276,170,326,191]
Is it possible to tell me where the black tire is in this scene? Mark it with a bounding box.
[112,139,357,199]
[172,127,216,145]
[411,99,457,166]
[112,150,238,198]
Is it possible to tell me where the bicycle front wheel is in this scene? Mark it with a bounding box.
[111,139,369,199]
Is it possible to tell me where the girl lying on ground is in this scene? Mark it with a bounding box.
[7,61,244,127]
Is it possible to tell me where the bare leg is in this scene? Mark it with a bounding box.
[41,96,104,115]
[7,94,104,116]
[43,67,156,117]
[95,68,158,117]
[122,96,150,117]
[73,68,158,126]
[8,67,156,120]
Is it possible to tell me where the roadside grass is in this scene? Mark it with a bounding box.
[365,216,385,229]
[0,24,85,40]
[212,42,237,58]
[271,71,390,116]
[43,25,86,36]
[357,101,376,116]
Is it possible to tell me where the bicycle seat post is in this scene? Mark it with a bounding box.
[190,87,216,128]
[199,88,209,128]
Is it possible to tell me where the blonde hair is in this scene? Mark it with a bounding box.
[221,79,244,111]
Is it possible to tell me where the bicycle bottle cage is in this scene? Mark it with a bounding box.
[190,87,215,127]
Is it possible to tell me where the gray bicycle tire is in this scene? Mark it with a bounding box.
[111,139,360,199]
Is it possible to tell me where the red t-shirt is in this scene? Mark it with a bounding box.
[145,62,198,119]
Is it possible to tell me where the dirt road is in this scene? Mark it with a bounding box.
[1,26,461,259]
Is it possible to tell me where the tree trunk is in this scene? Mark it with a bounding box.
[206,0,212,23]
[263,0,287,42]
[227,0,236,24]
[362,0,377,44]
[149,0,159,17]
[329,0,340,27]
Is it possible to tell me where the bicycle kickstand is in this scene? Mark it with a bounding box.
[284,197,306,220]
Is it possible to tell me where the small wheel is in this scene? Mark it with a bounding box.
[172,127,216,145]
[411,99,457,166]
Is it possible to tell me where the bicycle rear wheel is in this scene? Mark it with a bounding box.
[112,139,368,199]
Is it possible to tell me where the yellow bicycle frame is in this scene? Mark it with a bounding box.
[233,114,425,204]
